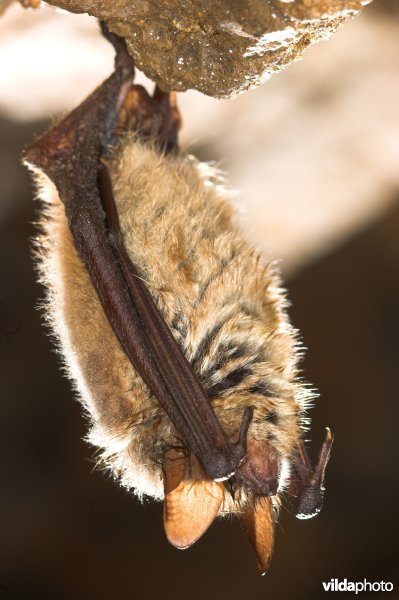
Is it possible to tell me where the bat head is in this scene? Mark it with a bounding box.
[158,278,333,573]
[235,439,280,497]
[162,420,332,574]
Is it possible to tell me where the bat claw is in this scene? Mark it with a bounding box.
[236,406,254,459]
[100,21,134,76]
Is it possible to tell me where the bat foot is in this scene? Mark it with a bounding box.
[100,21,134,77]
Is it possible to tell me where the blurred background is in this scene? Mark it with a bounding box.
[0,0,398,598]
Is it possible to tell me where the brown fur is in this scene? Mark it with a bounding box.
[33,138,313,509]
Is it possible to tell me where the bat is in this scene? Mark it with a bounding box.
[24,25,333,574]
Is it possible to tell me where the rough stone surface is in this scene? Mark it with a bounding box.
[41,0,372,98]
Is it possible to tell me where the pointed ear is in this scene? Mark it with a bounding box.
[240,497,275,575]
[162,450,224,549]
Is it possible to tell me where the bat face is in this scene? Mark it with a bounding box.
[25,27,332,574]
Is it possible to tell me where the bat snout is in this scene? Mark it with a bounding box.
[236,439,280,497]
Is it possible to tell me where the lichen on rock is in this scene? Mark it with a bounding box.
[41,0,372,97]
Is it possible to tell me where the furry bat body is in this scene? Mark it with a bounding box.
[25,28,332,573]
[35,137,304,499]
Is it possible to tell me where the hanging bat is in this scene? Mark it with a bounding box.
[24,25,333,574]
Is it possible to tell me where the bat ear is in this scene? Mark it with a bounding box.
[162,449,224,549]
[240,497,275,575]
[292,427,334,519]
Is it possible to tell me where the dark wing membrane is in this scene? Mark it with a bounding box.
[24,29,251,481]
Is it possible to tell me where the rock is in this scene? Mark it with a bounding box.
[41,0,371,97]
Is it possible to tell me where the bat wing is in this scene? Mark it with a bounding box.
[24,26,252,482]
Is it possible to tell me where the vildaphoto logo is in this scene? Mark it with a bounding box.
[322,579,394,594]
